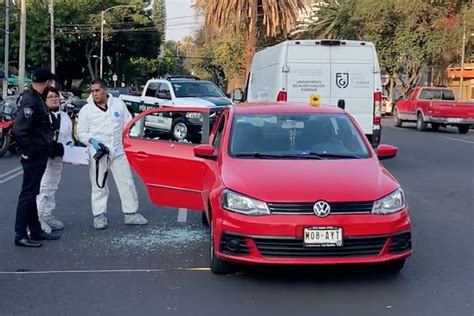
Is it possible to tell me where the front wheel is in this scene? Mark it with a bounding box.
[171,118,188,141]
[458,125,469,134]
[0,133,11,157]
[210,219,234,275]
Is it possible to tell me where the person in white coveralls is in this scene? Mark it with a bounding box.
[77,79,147,229]
[36,87,74,233]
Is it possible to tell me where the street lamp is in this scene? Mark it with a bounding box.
[100,4,135,79]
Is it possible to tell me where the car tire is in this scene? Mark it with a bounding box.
[458,125,469,134]
[201,212,209,227]
[210,218,234,275]
[171,118,188,141]
[416,113,427,131]
[381,259,406,274]
[393,108,403,127]
[431,123,440,131]
[0,134,11,157]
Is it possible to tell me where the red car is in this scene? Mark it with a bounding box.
[124,103,412,274]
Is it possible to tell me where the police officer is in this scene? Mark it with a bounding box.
[12,68,62,247]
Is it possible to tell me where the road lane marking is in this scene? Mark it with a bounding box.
[444,137,474,144]
[0,166,22,179]
[0,171,23,184]
[0,267,211,275]
[177,208,188,222]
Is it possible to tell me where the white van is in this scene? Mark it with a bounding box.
[235,39,383,146]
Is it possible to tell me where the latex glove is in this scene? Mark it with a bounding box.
[89,138,103,151]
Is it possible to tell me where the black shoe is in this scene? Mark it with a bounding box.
[31,231,60,241]
[15,238,42,247]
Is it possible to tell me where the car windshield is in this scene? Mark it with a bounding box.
[171,81,226,98]
[229,113,371,159]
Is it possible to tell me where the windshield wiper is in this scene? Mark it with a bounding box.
[308,152,362,159]
[234,152,324,159]
[234,152,283,159]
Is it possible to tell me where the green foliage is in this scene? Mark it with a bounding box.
[0,0,165,92]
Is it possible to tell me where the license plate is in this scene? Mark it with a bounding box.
[304,227,343,247]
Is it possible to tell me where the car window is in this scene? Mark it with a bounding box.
[212,114,226,149]
[406,90,415,100]
[145,82,159,97]
[129,110,209,145]
[229,113,370,158]
[171,81,226,98]
[157,83,171,99]
[441,90,455,101]
[419,89,434,100]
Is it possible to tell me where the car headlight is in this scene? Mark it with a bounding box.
[372,188,405,215]
[222,189,269,215]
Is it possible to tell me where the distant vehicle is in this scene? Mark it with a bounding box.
[120,76,233,141]
[382,95,393,115]
[124,102,411,274]
[393,87,474,134]
[232,39,383,147]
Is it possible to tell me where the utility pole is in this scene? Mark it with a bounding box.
[460,19,466,101]
[18,0,26,93]
[100,10,104,78]
[49,0,55,73]
[2,0,10,99]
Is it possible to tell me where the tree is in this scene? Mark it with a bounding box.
[193,0,306,74]
[292,0,357,40]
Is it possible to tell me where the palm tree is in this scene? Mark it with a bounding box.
[292,0,357,40]
[193,0,307,74]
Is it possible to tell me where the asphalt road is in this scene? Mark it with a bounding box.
[0,119,473,316]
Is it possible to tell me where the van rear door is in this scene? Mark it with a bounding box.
[330,44,376,135]
[285,43,332,103]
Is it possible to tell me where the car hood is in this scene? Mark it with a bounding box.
[221,158,399,202]
[175,97,232,108]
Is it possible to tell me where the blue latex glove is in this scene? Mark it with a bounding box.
[89,138,103,150]
[66,141,74,148]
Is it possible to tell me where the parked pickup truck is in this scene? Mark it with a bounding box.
[120,76,232,141]
[393,87,474,134]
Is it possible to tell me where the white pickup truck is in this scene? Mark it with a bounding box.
[120,76,232,141]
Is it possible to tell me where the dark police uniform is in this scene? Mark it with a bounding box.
[12,86,54,243]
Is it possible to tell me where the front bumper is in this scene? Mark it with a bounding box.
[214,209,412,265]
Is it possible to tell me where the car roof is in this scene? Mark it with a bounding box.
[149,79,213,84]
[231,102,347,115]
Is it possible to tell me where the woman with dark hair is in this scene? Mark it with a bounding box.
[36,86,74,233]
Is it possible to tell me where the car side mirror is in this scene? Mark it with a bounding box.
[194,144,217,160]
[377,144,397,160]
[232,88,243,103]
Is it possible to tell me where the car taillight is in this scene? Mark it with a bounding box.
[277,90,287,101]
[374,91,382,125]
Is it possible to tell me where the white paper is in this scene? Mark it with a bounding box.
[62,146,89,166]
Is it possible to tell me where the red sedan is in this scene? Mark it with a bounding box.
[123,103,412,274]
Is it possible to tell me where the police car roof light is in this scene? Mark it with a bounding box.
[165,75,200,81]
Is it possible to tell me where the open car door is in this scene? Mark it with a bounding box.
[123,107,211,211]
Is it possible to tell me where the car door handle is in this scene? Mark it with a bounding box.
[135,152,149,160]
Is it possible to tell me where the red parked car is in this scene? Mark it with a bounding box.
[124,103,412,274]
[393,87,474,134]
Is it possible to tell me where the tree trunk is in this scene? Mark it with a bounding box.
[244,26,258,77]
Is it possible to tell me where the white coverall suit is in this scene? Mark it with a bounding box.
[36,110,73,232]
[77,96,140,219]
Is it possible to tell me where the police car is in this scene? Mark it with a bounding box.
[120,76,232,141]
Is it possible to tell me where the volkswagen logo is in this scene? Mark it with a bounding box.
[313,201,331,217]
